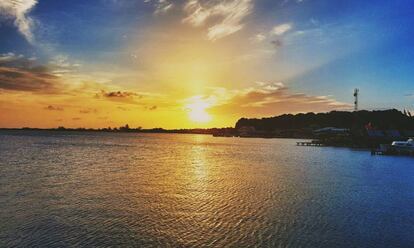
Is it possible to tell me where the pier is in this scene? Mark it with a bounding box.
[371,149,414,157]
[296,141,325,147]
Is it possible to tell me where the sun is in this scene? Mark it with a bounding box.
[185,97,212,123]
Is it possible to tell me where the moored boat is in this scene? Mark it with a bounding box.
[391,138,414,151]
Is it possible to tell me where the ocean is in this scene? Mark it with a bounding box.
[1,130,413,247]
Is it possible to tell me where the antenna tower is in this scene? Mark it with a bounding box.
[353,88,359,111]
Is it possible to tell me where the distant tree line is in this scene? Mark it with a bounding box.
[9,125,234,135]
[235,109,414,131]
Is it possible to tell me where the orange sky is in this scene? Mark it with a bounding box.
[0,0,360,129]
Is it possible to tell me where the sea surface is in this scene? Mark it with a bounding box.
[1,130,414,247]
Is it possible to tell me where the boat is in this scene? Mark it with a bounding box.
[391,138,414,151]
[371,138,414,156]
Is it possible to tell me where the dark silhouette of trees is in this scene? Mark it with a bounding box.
[235,109,414,131]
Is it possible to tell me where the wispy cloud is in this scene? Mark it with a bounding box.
[48,55,81,76]
[145,0,174,15]
[251,23,293,44]
[281,0,306,6]
[250,33,266,43]
[146,105,157,110]
[0,53,63,93]
[183,0,253,41]
[0,53,84,93]
[196,82,352,116]
[44,105,64,111]
[271,23,293,36]
[79,108,98,114]
[0,0,38,44]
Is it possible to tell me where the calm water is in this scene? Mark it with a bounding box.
[1,131,414,247]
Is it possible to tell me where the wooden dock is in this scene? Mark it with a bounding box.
[371,149,414,157]
[296,141,325,147]
[370,144,414,156]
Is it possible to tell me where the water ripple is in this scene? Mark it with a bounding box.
[1,131,414,247]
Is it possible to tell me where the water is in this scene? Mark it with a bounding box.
[1,130,413,247]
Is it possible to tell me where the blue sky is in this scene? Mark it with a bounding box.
[0,0,414,128]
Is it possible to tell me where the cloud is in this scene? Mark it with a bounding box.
[145,0,174,15]
[0,0,38,44]
[271,23,293,36]
[95,90,144,104]
[235,82,350,110]
[183,0,253,41]
[0,52,24,62]
[271,39,283,48]
[79,108,98,114]
[48,55,81,76]
[0,52,35,67]
[251,23,293,46]
[250,33,266,43]
[101,90,141,98]
[117,106,130,111]
[0,53,63,93]
[45,105,64,111]
[199,82,352,116]
[0,53,79,74]
[281,0,306,6]
[147,105,157,110]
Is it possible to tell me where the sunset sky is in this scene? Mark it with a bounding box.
[1,0,413,128]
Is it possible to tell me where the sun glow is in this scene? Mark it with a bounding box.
[185,97,212,123]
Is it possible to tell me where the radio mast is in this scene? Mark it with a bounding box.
[354,88,359,111]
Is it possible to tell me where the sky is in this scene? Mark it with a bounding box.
[0,0,413,129]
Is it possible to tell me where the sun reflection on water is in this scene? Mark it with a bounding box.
[190,135,209,182]
[3,132,405,247]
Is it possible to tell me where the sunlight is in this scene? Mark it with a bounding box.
[185,97,212,123]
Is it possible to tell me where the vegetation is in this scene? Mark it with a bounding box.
[235,109,414,131]
[1,125,234,136]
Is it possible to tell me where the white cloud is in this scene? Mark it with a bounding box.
[193,82,351,115]
[183,0,253,41]
[256,81,285,91]
[0,52,24,62]
[0,0,38,44]
[271,23,293,36]
[155,0,174,14]
[250,33,266,43]
[48,55,82,77]
[250,23,293,45]
[144,0,174,15]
